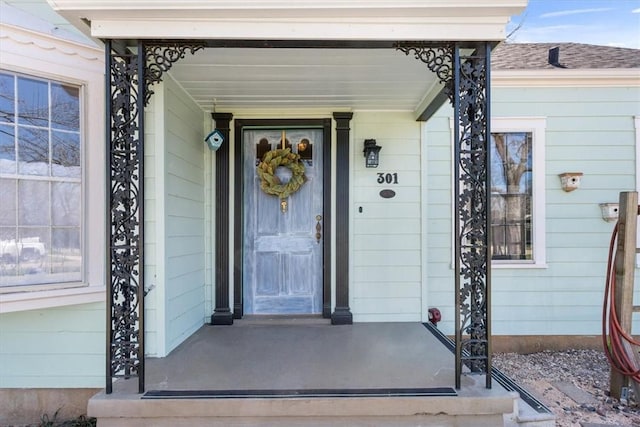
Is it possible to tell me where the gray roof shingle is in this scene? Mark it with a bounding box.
[492,42,640,70]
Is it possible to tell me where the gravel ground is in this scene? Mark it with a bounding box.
[493,349,640,426]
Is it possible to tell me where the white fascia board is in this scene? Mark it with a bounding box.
[46,0,527,16]
[47,0,527,40]
[88,17,510,41]
[493,69,640,88]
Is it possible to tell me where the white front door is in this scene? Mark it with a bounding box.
[243,128,324,314]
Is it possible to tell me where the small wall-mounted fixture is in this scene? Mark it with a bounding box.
[204,129,224,151]
[558,172,583,192]
[363,139,381,168]
[599,203,619,222]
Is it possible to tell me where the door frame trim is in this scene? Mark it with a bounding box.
[234,118,333,318]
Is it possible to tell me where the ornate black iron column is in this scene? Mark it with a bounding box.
[105,39,146,394]
[211,112,235,325]
[331,112,354,325]
[106,40,204,394]
[397,42,492,389]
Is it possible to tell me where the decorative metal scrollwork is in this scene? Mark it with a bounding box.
[107,40,204,394]
[454,45,491,388]
[395,42,454,101]
[143,41,205,106]
[398,42,492,388]
[107,43,144,393]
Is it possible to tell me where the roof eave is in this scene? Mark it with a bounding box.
[492,68,640,87]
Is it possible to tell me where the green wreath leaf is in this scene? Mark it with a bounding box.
[256,148,307,200]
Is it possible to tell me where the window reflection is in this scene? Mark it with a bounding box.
[0,71,82,287]
[51,84,79,131]
[18,77,48,127]
[0,73,15,124]
[18,127,49,176]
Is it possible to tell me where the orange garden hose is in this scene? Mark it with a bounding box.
[602,219,640,384]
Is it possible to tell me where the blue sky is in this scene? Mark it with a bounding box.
[507,0,640,48]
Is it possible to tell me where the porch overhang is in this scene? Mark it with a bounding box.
[48,0,526,41]
[47,0,525,117]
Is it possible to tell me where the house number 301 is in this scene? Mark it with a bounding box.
[377,173,399,184]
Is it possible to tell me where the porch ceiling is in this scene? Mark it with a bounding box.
[168,47,442,113]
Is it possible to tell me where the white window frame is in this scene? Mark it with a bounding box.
[0,22,105,312]
[449,117,546,269]
[490,117,546,268]
[0,71,84,287]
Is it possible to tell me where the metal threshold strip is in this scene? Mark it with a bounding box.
[143,387,457,399]
[422,323,552,414]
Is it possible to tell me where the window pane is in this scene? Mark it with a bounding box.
[0,124,16,174]
[490,132,533,261]
[52,131,80,177]
[0,227,50,286]
[17,77,48,127]
[18,127,49,176]
[19,180,49,226]
[17,228,48,263]
[0,73,15,124]
[51,228,81,276]
[0,179,17,226]
[52,182,80,226]
[51,84,79,131]
[0,227,19,281]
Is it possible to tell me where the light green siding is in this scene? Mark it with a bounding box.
[351,112,423,322]
[0,303,104,388]
[164,77,207,353]
[144,76,208,356]
[144,90,161,357]
[425,85,640,337]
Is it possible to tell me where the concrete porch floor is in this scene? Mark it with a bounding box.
[144,319,465,392]
[90,320,554,426]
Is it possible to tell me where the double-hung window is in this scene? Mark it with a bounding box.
[490,118,546,267]
[0,71,82,287]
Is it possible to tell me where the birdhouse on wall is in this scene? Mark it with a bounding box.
[558,172,583,192]
[205,129,224,151]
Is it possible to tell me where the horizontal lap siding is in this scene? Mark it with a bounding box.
[423,113,453,329]
[0,304,105,387]
[425,85,640,337]
[351,112,422,322]
[163,77,207,353]
[144,97,160,356]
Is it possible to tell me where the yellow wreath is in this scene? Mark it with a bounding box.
[256,148,307,199]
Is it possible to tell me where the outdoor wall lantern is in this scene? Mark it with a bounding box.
[558,172,583,192]
[204,129,224,151]
[363,139,382,168]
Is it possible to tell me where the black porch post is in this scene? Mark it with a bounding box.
[105,39,146,394]
[331,112,353,325]
[452,43,492,389]
[105,40,204,393]
[211,112,235,325]
[396,42,492,389]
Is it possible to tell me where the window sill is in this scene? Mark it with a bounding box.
[0,284,105,313]
[492,263,548,269]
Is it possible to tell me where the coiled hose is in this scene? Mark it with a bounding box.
[602,220,640,384]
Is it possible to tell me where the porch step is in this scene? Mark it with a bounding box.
[88,389,518,427]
